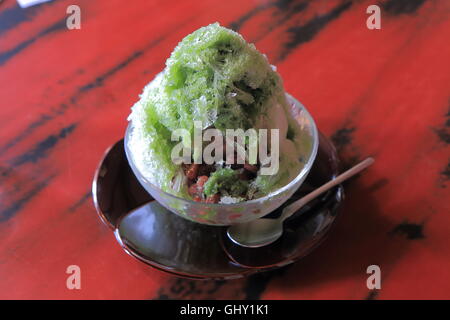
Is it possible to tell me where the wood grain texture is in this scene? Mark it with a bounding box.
[0,0,449,299]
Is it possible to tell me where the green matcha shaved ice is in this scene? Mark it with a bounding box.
[204,168,248,197]
[127,23,311,201]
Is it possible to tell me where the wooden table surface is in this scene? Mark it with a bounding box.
[0,0,449,299]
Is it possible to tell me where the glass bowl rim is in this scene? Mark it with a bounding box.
[124,92,319,208]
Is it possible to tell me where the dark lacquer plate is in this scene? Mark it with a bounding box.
[92,132,343,280]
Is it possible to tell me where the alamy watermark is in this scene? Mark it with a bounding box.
[170,121,280,175]
[366,5,381,30]
[66,5,81,30]
[366,265,381,290]
[66,265,81,290]
[64,4,381,31]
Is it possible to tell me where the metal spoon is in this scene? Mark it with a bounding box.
[227,157,375,248]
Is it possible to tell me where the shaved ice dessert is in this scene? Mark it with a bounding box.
[127,23,313,204]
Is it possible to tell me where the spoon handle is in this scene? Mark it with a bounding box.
[279,157,375,221]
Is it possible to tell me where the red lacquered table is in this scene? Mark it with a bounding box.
[0,0,449,299]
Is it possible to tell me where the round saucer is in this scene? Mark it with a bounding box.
[92,132,343,279]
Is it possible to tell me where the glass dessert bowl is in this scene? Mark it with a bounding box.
[125,93,318,226]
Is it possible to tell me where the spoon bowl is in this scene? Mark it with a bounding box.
[227,219,284,248]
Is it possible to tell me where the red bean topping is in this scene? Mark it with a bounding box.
[185,164,200,180]
[188,184,199,196]
[205,194,220,203]
[244,163,258,173]
[197,176,209,187]
[198,164,215,177]
[238,171,251,180]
